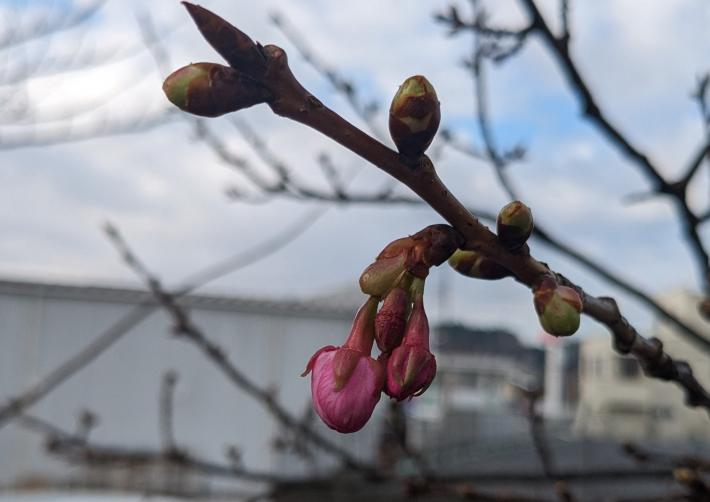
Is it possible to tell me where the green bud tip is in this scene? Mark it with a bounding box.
[497,201,533,249]
[163,64,209,111]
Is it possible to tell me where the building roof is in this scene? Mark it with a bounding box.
[436,323,526,353]
[435,322,545,369]
[0,277,358,321]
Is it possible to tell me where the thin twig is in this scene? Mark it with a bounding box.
[517,0,710,294]
[104,224,381,478]
[0,210,322,431]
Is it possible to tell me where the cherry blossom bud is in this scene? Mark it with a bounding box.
[163,63,270,117]
[448,249,510,280]
[375,284,411,352]
[533,278,583,337]
[359,253,407,297]
[389,75,441,158]
[497,201,533,250]
[385,280,436,400]
[302,297,384,433]
[182,2,268,79]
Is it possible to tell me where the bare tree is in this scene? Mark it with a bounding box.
[1,2,709,501]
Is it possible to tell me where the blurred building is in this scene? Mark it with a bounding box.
[410,323,544,448]
[0,277,382,493]
[574,289,710,441]
[542,339,579,421]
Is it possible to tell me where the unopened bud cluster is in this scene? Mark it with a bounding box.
[303,225,459,433]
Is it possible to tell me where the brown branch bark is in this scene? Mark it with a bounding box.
[197,8,710,353]
[517,0,710,294]
[177,3,710,415]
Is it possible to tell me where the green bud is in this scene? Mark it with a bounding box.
[497,201,533,250]
[163,62,270,117]
[533,279,583,337]
[389,75,441,158]
[359,254,407,297]
[448,249,510,280]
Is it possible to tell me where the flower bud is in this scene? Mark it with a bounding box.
[389,75,441,158]
[163,63,270,117]
[385,280,436,400]
[359,253,407,297]
[497,201,533,250]
[182,3,267,79]
[533,278,583,337]
[448,249,510,280]
[302,297,384,433]
[375,286,410,352]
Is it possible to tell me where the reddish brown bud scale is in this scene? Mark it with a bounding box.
[163,63,270,117]
[497,201,533,250]
[182,2,267,79]
[360,225,460,297]
[411,224,462,268]
[389,75,441,158]
[448,249,510,280]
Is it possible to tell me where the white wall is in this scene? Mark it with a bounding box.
[0,280,384,488]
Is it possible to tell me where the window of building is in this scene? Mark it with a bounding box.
[617,357,641,380]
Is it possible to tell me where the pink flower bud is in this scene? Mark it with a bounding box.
[375,286,409,352]
[302,297,384,433]
[385,283,436,401]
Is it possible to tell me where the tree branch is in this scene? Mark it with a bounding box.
[104,223,381,478]
[517,0,710,294]
[0,210,321,431]
[175,3,710,415]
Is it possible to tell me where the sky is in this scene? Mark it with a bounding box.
[0,0,708,344]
